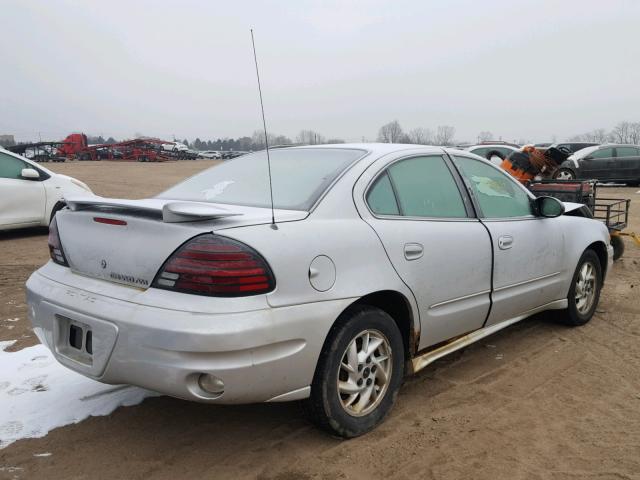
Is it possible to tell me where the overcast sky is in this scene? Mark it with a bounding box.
[2,0,640,144]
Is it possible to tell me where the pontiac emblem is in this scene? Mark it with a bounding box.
[101,259,107,269]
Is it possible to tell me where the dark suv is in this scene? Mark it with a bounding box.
[554,144,640,185]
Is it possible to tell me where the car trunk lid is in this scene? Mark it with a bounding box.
[57,196,306,289]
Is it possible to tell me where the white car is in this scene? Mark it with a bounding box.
[465,144,519,165]
[161,142,189,152]
[199,151,222,159]
[0,147,93,231]
[27,144,612,437]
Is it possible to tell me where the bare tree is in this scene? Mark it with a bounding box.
[407,127,434,145]
[591,128,609,143]
[477,131,493,143]
[628,122,640,145]
[296,129,326,145]
[435,125,456,146]
[377,120,404,143]
[251,130,292,149]
[611,121,632,143]
[568,128,609,143]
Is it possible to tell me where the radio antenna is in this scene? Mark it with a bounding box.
[250,29,277,229]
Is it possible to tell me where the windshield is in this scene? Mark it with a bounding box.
[158,147,366,211]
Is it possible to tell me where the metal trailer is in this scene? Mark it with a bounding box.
[7,142,67,162]
[526,179,639,261]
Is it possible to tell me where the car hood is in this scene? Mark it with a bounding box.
[563,202,584,213]
[56,174,93,192]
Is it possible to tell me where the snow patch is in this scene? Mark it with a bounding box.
[0,340,16,352]
[0,344,158,449]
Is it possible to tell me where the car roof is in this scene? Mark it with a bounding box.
[572,143,639,158]
[466,144,518,150]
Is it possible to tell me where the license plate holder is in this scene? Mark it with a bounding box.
[56,315,94,366]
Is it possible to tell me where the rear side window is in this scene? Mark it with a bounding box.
[0,152,27,179]
[367,172,400,215]
[454,156,533,218]
[616,147,639,158]
[368,155,467,218]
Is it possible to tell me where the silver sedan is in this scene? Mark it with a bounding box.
[27,144,612,437]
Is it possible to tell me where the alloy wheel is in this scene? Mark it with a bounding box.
[575,261,597,315]
[337,329,393,417]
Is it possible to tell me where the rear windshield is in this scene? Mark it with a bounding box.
[157,148,366,211]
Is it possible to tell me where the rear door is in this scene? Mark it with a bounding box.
[613,147,640,183]
[580,147,615,181]
[0,151,45,227]
[358,153,493,349]
[451,155,567,325]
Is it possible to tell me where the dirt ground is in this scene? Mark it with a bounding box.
[1,161,639,479]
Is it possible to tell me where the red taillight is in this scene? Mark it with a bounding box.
[48,216,69,267]
[152,235,275,297]
[94,217,127,226]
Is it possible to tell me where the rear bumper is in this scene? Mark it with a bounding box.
[26,264,352,404]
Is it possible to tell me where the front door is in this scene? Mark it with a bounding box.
[358,153,493,349]
[0,152,45,227]
[580,147,615,181]
[451,155,566,325]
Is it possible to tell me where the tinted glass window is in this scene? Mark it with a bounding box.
[367,172,399,215]
[159,148,365,211]
[385,156,466,218]
[591,148,614,159]
[0,152,27,179]
[454,156,533,218]
[616,147,639,158]
[471,147,489,158]
[497,147,514,157]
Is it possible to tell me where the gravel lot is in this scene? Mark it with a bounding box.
[1,160,639,479]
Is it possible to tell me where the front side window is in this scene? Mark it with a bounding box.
[0,152,27,179]
[158,148,365,211]
[591,148,614,159]
[367,155,467,218]
[616,147,639,158]
[454,156,533,218]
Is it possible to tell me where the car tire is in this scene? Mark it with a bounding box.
[559,249,602,327]
[304,305,405,438]
[553,168,576,180]
[611,235,625,261]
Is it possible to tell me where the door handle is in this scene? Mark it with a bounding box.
[498,235,513,250]
[404,243,424,260]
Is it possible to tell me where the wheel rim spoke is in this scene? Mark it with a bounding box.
[337,329,393,417]
[339,380,362,395]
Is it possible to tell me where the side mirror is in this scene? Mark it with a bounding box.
[21,168,40,180]
[535,196,565,218]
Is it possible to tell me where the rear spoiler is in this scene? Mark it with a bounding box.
[64,196,243,223]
